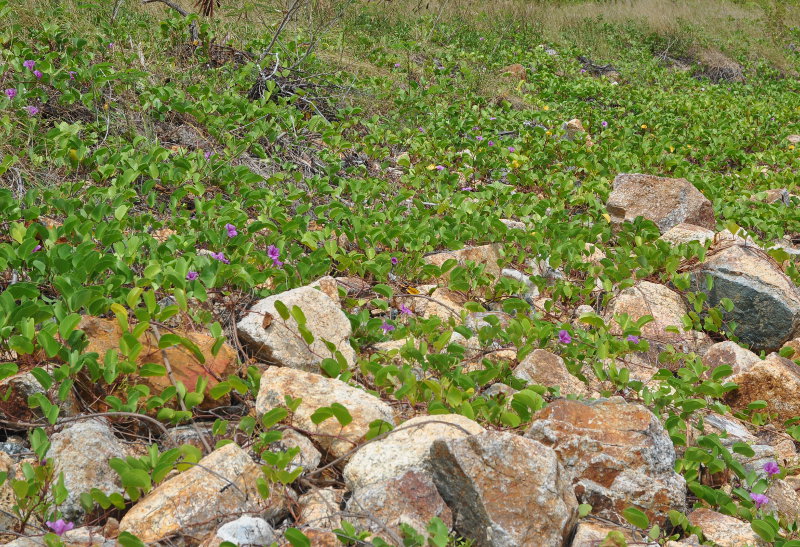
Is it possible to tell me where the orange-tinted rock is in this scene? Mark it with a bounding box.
[687,508,766,547]
[502,64,526,80]
[513,349,589,396]
[423,244,503,283]
[526,398,686,525]
[702,341,761,377]
[726,352,800,422]
[79,316,237,407]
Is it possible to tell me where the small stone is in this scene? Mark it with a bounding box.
[299,488,343,529]
[256,367,396,459]
[513,349,589,396]
[765,479,800,521]
[571,521,649,546]
[268,429,322,473]
[216,516,275,546]
[660,223,715,246]
[237,284,357,372]
[607,173,715,233]
[423,244,503,283]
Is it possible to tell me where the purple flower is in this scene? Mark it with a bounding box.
[33,70,43,80]
[204,150,212,160]
[462,186,474,192]
[475,135,483,141]
[479,37,485,41]
[435,165,445,171]
[488,140,495,146]
[45,519,74,536]
[418,127,424,132]
[626,335,640,344]
[267,245,283,267]
[580,68,586,73]
[23,60,35,70]
[558,329,572,344]
[508,146,515,152]
[32,244,42,253]
[764,462,780,477]
[391,256,399,265]
[400,304,412,315]
[380,321,395,334]
[750,493,769,508]
[5,88,16,99]
[108,42,115,49]
[394,63,401,68]
[69,71,76,80]
[186,271,199,281]
[489,116,496,120]
[224,223,237,237]
[601,121,608,128]
[211,252,229,264]
[25,105,39,116]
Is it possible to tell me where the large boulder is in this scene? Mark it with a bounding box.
[119,443,279,543]
[237,285,356,372]
[604,281,711,373]
[725,352,800,422]
[693,243,800,351]
[256,367,396,459]
[46,419,128,521]
[343,414,483,491]
[526,398,686,525]
[346,470,452,543]
[607,173,715,233]
[79,316,237,407]
[430,430,578,547]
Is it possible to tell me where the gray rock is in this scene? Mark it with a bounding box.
[237,285,356,372]
[216,516,275,546]
[46,419,127,521]
[430,430,578,547]
[693,243,800,351]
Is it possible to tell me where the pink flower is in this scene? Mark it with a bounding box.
[5,88,16,99]
[764,462,780,477]
[750,493,769,508]
[32,245,42,253]
[33,70,43,80]
[380,321,395,334]
[435,165,445,171]
[558,329,572,344]
[267,245,283,267]
[186,271,199,281]
[601,121,608,128]
[508,146,515,152]
[488,140,495,146]
[394,63,401,68]
[23,60,35,70]
[46,519,74,536]
[626,335,640,343]
[400,304,412,315]
[475,135,483,141]
[391,256,399,265]
[26,105,39,116]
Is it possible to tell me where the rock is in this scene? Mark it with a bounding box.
[526,398,686,524]
[347,470,452,542]
[562,119,593,146]
[751,188,790,205]
[570,521,650,546]
[423,244,503,283]
[694,243,800,351]
[787,135,800,144]
[422,287,467,320]
[464,311,512,332]
[605,281,711,371]
[430,430,578,547]
[3,527,115,546]
[79,316,237,407]
[0,369,78,422]
[726,352,800,422]
[299,488,343,529]
[483,382,516,398]
[606,173,715,233]
[782,337,800,359]
[256,367,396,459]
[513,349,589,396]
[119,443,278,543]
[309,275,340,303]
[46,419,128,521]
[215,516,275,546]
[687,508,766,547]
[501,64,526,80]
[499,219,527,230]
[237,285,357,372]
[343,414,483,491]
[659,223,715,246]
[765,479,800,521]
[702,341,761,376]
[162,423,215,451]
[268,429,322,473]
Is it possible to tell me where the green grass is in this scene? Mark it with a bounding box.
[1,0,800,544]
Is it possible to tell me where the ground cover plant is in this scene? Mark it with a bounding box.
[1,0,800,545]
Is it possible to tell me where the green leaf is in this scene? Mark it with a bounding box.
[732,442,755,457]
[139,363,166,377]
[329,402,353,427]
[0,363,18,382]
[117,532,146,547]
[283,528,311,547]
[158,334,182,348]
[751,519,777,542]
[261,407,288,429]
[578,503,592,518]
[622,507,649,529]
[58,313,82,339]
[274,300,290,320]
